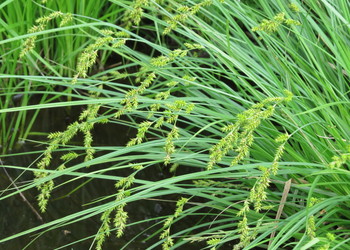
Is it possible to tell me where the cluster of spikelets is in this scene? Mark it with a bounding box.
[122,0,152,29]
[307,166,350,250]
[21,13,130,213]
[33,88,106,212]
[252,3,301,34]
[163,0,225,34]
[307,147,350,248]
[121,0,223,34]
[203,95,349,249]
[20,10,128,80]
[305,196,337,250]
[72,29,128,84]
[114,43,200,119]
[118,44,202,165]
[20,11,72,58]
[233,132,290,249]
[302,147,350,249]
[328,146,350,169]
[95,163,143,250]
[207,90,293,170]
[195,91,293,249]
[159,197,189,249]
[176,91,294,250]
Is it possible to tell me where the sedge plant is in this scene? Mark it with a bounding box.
[0,0,349,249]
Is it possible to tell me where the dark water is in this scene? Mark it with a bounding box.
[0,106,174,249]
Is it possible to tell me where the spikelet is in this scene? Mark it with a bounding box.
[95,167,140,250]
[252,11,300,34]
[122,0,151,29]
[160,197,189,250]
[35,87,106,212]
[72,30,127,84]
[234,132,290,249]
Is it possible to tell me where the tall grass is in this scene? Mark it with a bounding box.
[1,0,349,249]
[0,0,122,153]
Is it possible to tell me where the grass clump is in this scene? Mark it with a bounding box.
[1,0,350,249]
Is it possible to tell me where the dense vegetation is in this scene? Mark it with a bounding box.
[1,0,349,249]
